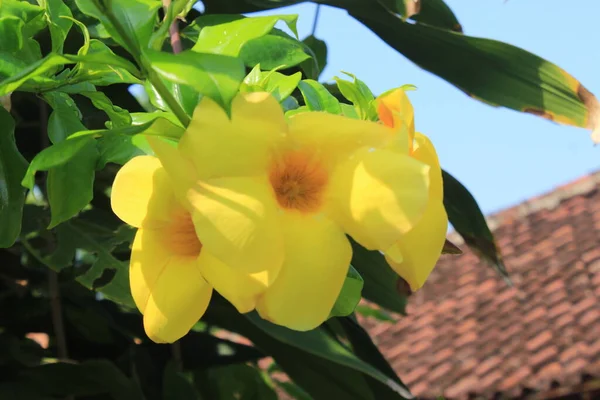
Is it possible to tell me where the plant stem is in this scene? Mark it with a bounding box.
[146,68,191,127]
[162,0,183,54]
[21,239,69,361]
[171,341,183,372]
[311,4,321,36]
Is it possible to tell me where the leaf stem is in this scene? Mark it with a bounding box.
[162,0,183,54]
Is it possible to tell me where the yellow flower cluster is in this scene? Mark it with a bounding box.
[110,88,448,343]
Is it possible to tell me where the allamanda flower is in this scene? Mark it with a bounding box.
[145,91,433,332]
[112,154,229,343]
[377,88,449,292]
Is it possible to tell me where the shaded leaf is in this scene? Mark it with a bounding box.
[80,91,132,128]
[301,35,327,80]
[198,364,277,400]
[43,92,98,227]
[298,79,341,114]
[334,71,376,120]
[338,317,412,399]
[20,360,142,400]
[203,299,376,400]
[0,107,28,248]
[442,169,509,282]
[245,312,412,397]
[21,135,93,190]
[55,219,135,306]
[349,236,407,314]
[163,362,199,400]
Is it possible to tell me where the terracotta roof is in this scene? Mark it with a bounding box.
[367,171,600,399]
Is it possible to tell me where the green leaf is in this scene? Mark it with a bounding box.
[334,72,376,120]
[43,92,99,227]
[0,107,28,248]
[20,360,142,400]
[0,0,45,38]
[410,0,463,32]
[42,0,73,53]
[144,78,201,115]
[46,140,97,228]
[350,6,600,142]
[298,79,341,114]
[376,0,462,32]
[242,69,301,102]
[338,317,412,399]
[0,52,68,95]
[54,219,136,306]
[97,134,146,168]
[0,17,25,53]
[354,304,394,322]
[442,170,509,283]
[21,136,93,190]
[80,91,132,128]
[301,35,327,80]
[163,362,199,400]
[349,236,407,314]
[146,49,245,111]
[72,40,142,86]
[191,14,298,56]
[329,266,364,318]
[74,0,161,57]
[198,364,277,400]
[240,34,311,70]
[245,313,412,398]
[203,300,376,400]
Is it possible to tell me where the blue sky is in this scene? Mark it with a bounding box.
[252,0,600,215]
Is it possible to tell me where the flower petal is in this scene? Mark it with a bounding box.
[180,92,286,180]
[377,87,415,143]
[287,112,403,166]
[385,200,448,291]
[111,156,179,227]
[145,136,199,210]
[142,254,213,343]
[256,213,351,331]
[327,147,430,250]
[198,249,265,314]
[413,132,443,200]
[188,175,284,284]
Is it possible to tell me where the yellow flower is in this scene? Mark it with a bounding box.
[111,155,223,343]
[147,92,431,331]
[377,88,449,292]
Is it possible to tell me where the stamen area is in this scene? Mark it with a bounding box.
[269,151,328,213]
[163,212,202,257]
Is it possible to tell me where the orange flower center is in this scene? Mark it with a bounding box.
[164,212,202,257]
[269,151,328,213]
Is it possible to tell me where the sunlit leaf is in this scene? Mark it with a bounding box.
[329,266,364,318]
[240,34,311,70]
[190,14,298,56]
[74,0,161,57]
[146,49,245,111]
